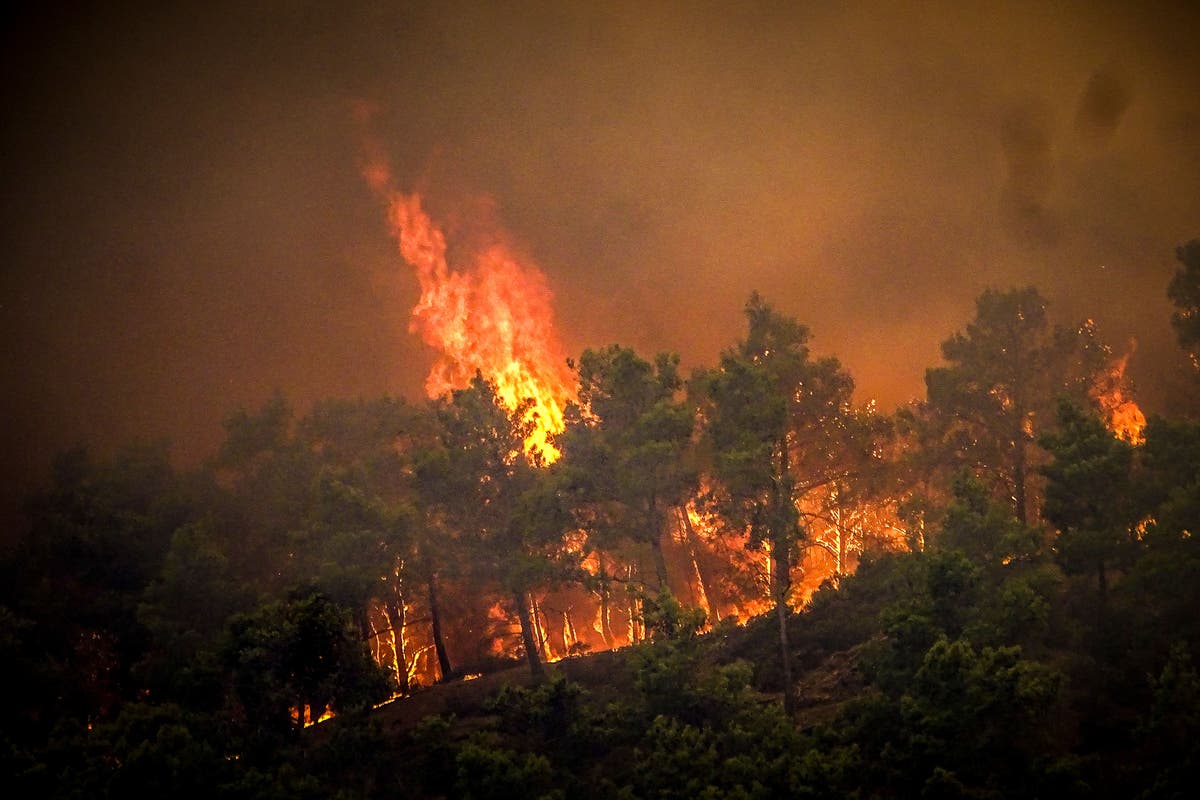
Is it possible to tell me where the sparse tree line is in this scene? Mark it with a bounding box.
[2,240,1199,797]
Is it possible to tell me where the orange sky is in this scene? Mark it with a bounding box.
[2,0,1198,535]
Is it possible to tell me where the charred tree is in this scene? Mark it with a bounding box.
[678,504,721,626]
[515,590,546,681]
[425,566,453,682]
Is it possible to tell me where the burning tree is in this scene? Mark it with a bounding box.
[358,125,576,462]
[924,287,1134,527]
[792,402,902,597]
[557,346,699,603]
[693,292,856,714]
[416,374,573,680]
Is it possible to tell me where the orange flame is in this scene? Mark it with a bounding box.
[357,120,574,459]
[1091,347,1146,445]
[294,704,335,728]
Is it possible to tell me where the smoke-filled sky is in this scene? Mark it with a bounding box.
[3,0,1198,532]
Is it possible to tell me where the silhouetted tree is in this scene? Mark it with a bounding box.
[1039,400,1138,607]
[925,287,1109,526]
[1168,239,1200,370]
[419,375,570,680]
[694,292,855,714]
[558,345,697,592]
[5,443,197,728]
[224,591,392,739]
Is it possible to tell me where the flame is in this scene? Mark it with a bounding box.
[351,108,910,680]
[357,125,574,460]
[795,486,910,604]
[1091,347,1146,444]
[294,704,335,728]
[1134,516,1155,540]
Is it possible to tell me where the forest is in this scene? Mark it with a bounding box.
[3,239,1199,799]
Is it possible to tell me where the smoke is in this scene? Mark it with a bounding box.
[1075,66,1131,143]
[999,100,1059,246]
[2,0,1199,538]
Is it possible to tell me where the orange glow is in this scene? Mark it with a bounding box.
[485,601,516,657]
[796,487,909,605]
[680,494,774,621]
[1091,348,1146,444]
[294,704,335,728]
[358,133,575,460]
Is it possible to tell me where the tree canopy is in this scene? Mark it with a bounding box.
[4,261,1199,798]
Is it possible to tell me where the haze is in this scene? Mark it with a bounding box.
[3,0,1198,534]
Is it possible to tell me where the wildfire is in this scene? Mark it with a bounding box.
[1091,348,1147,444]
[357,114,575,460]
[351,106,908,687]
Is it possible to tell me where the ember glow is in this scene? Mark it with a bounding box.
[359,126,575,460]
[294,704,335,728]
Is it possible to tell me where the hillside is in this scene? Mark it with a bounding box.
[361,616,864,739]
[308,523,1200,799]
[3,282,1199,798]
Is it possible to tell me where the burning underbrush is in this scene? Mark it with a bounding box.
[355,491,910,695]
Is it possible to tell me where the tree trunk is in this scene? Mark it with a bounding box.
[1013,437,1029,527]
[383,590,409,694]
[773,537,796,716]
[627,564,643,643]
[514,589,545,681]
[355,606,372,646]
[836,521,848,579]
[775,438,796,716]
[679,505,720,626]
[426,568,453,682]
[365,606,383,664]
[563,610,578,654]
[648,523,669,590]
[531,595,551,661]
[597,557,615,649]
